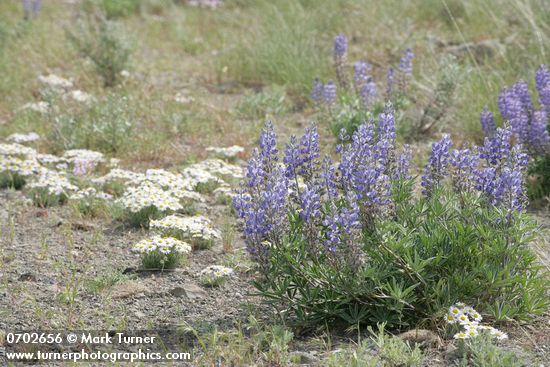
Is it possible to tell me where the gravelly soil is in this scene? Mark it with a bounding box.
[1,188,550,366]
[0,189,256,334]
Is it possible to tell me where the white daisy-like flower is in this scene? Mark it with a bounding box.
[490,329,508,340]
[6,132,40,144]
[449,306,461,316]
[446,313,458,324]
[0,143,37,158]
[38,74,73,90]
[18,101,50,114]
[205,145,244,158]
[150,215,221,242]
[63,149,104,165]
[457,313,470,324]
[471,311,482,322]
[453,332,469,340]
[466,329,478,338]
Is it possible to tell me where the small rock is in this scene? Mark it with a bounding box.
[18,273,36,282]
[71,221,98,231]
[169,287,187,298]
[397,329,441,348]
[172,283,207,300]
[106,281,148,299]
[289,351,320,365]
[134,310,146,318]
[445,39,504,62]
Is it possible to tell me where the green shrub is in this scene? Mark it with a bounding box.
[67,14,131,87]
[50,93,133,153]
[237,86,289,120]
[101,0,140,19]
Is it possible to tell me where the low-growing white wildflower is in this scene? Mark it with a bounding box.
[6,132,40,144]
[445,303,509,342]
[132,236,191,270]
[18,101,50,114]
[0,156,42,177]
[117,182,183,213]
[453,332,469,340]
[63,149,104,165]
[206,145,244,159]
[93,168,145,185]
[181,166,222,187]
[64,90,94,104]
[149,214,220,248]
[199,265,233,287]
[0,143,37,158]
[187,158,244,179]
[38,74,73,91]
[28,170,78,195]
[69,187,112,201]
[36,154,65,165]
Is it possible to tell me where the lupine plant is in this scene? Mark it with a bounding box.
[480,64,550,199]
[234,115,547,329]
[312,35,459,141]
[311,34,414,137]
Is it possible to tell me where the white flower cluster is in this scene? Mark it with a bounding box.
[0,143,37,158]
[0,156,42,177]
[206,145,244,158]
[199,265,233,286]
[134,169,194,190]
[6,132,40,144]
[64,90,94,104]
[186,158,244,179]
[117,182,183,213]
[69,187,113,201]
[149,215,221,241]
[63,149,104,165]
[446,303,508,340]
[36,154,65,165]
[181,166,221,187]
[19,101,49,114]
[93,168,145,185]
[213,185,235,199]
[132,236,192,255]
[27,170,78,195]
[38,74,73,91]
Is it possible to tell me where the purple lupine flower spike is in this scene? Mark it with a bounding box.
[386,67,395,97]
[323,80,337,106]
[398,48,414,93]
[299,124,320,179]
[480,107,496,138]
[536,65,550,113]
[359,80,378,108]
[421,135,452,198]
[300,184,321,223]
[513,80,534,114]
[311,78,323,105]
[333,34,349,90]
[529,110,550,155]
[399,48,414,76]
[449,148,479,192]
[479,125,512,166]
[333,34,348,57]
[395,145,412,180]
[353,61,370,95]
[535,64,550,95]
